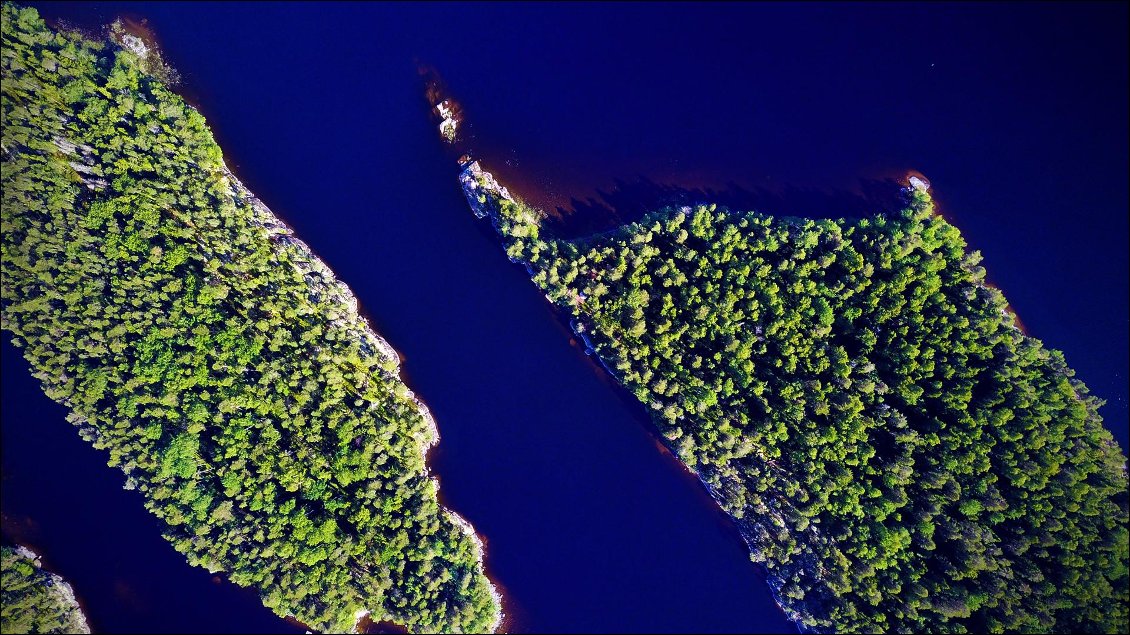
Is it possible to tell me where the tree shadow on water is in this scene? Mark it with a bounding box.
[542,175,909,240]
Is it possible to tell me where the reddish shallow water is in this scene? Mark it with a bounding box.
[4,2,1126,633]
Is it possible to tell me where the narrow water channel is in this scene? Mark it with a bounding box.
[3,2,1125,633]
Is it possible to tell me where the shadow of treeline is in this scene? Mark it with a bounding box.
[541,175,909,240]
[361,619,409,635]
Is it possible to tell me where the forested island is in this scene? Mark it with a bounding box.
[458,150,1129,632]
[1,4,499,632]
[1,545,91,634]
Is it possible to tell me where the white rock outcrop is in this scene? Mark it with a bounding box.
[459,159,513,219]
[436,100,459,142]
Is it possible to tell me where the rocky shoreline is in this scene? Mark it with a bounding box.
[445,510,506,633]
[44,26,502,629]
[8,545,92,634]
[218,161,503,633]
[457,157,812,634]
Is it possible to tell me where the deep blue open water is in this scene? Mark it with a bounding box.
[4,2,1126,632]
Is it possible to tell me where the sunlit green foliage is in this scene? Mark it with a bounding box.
[483,176,1129,632]
[1,4,496,632]
[1,545,90,634]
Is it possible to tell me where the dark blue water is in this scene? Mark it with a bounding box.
[1,342,303,633]
[4,2,1127,633]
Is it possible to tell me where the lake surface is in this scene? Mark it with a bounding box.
[4,2,1127,633]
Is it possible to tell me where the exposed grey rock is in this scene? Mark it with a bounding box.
[436,100,459,143]
[120,33,149,60]
[909,175,930,192]
[9,545,91,634]
[459,160,512,219]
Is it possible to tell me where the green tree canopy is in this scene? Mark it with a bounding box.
[1,4,498,632]
[474,166,1130,633]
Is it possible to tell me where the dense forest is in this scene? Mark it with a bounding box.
[1,545,90,634]
[0,4,498,632]
[463,162,1130,632]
